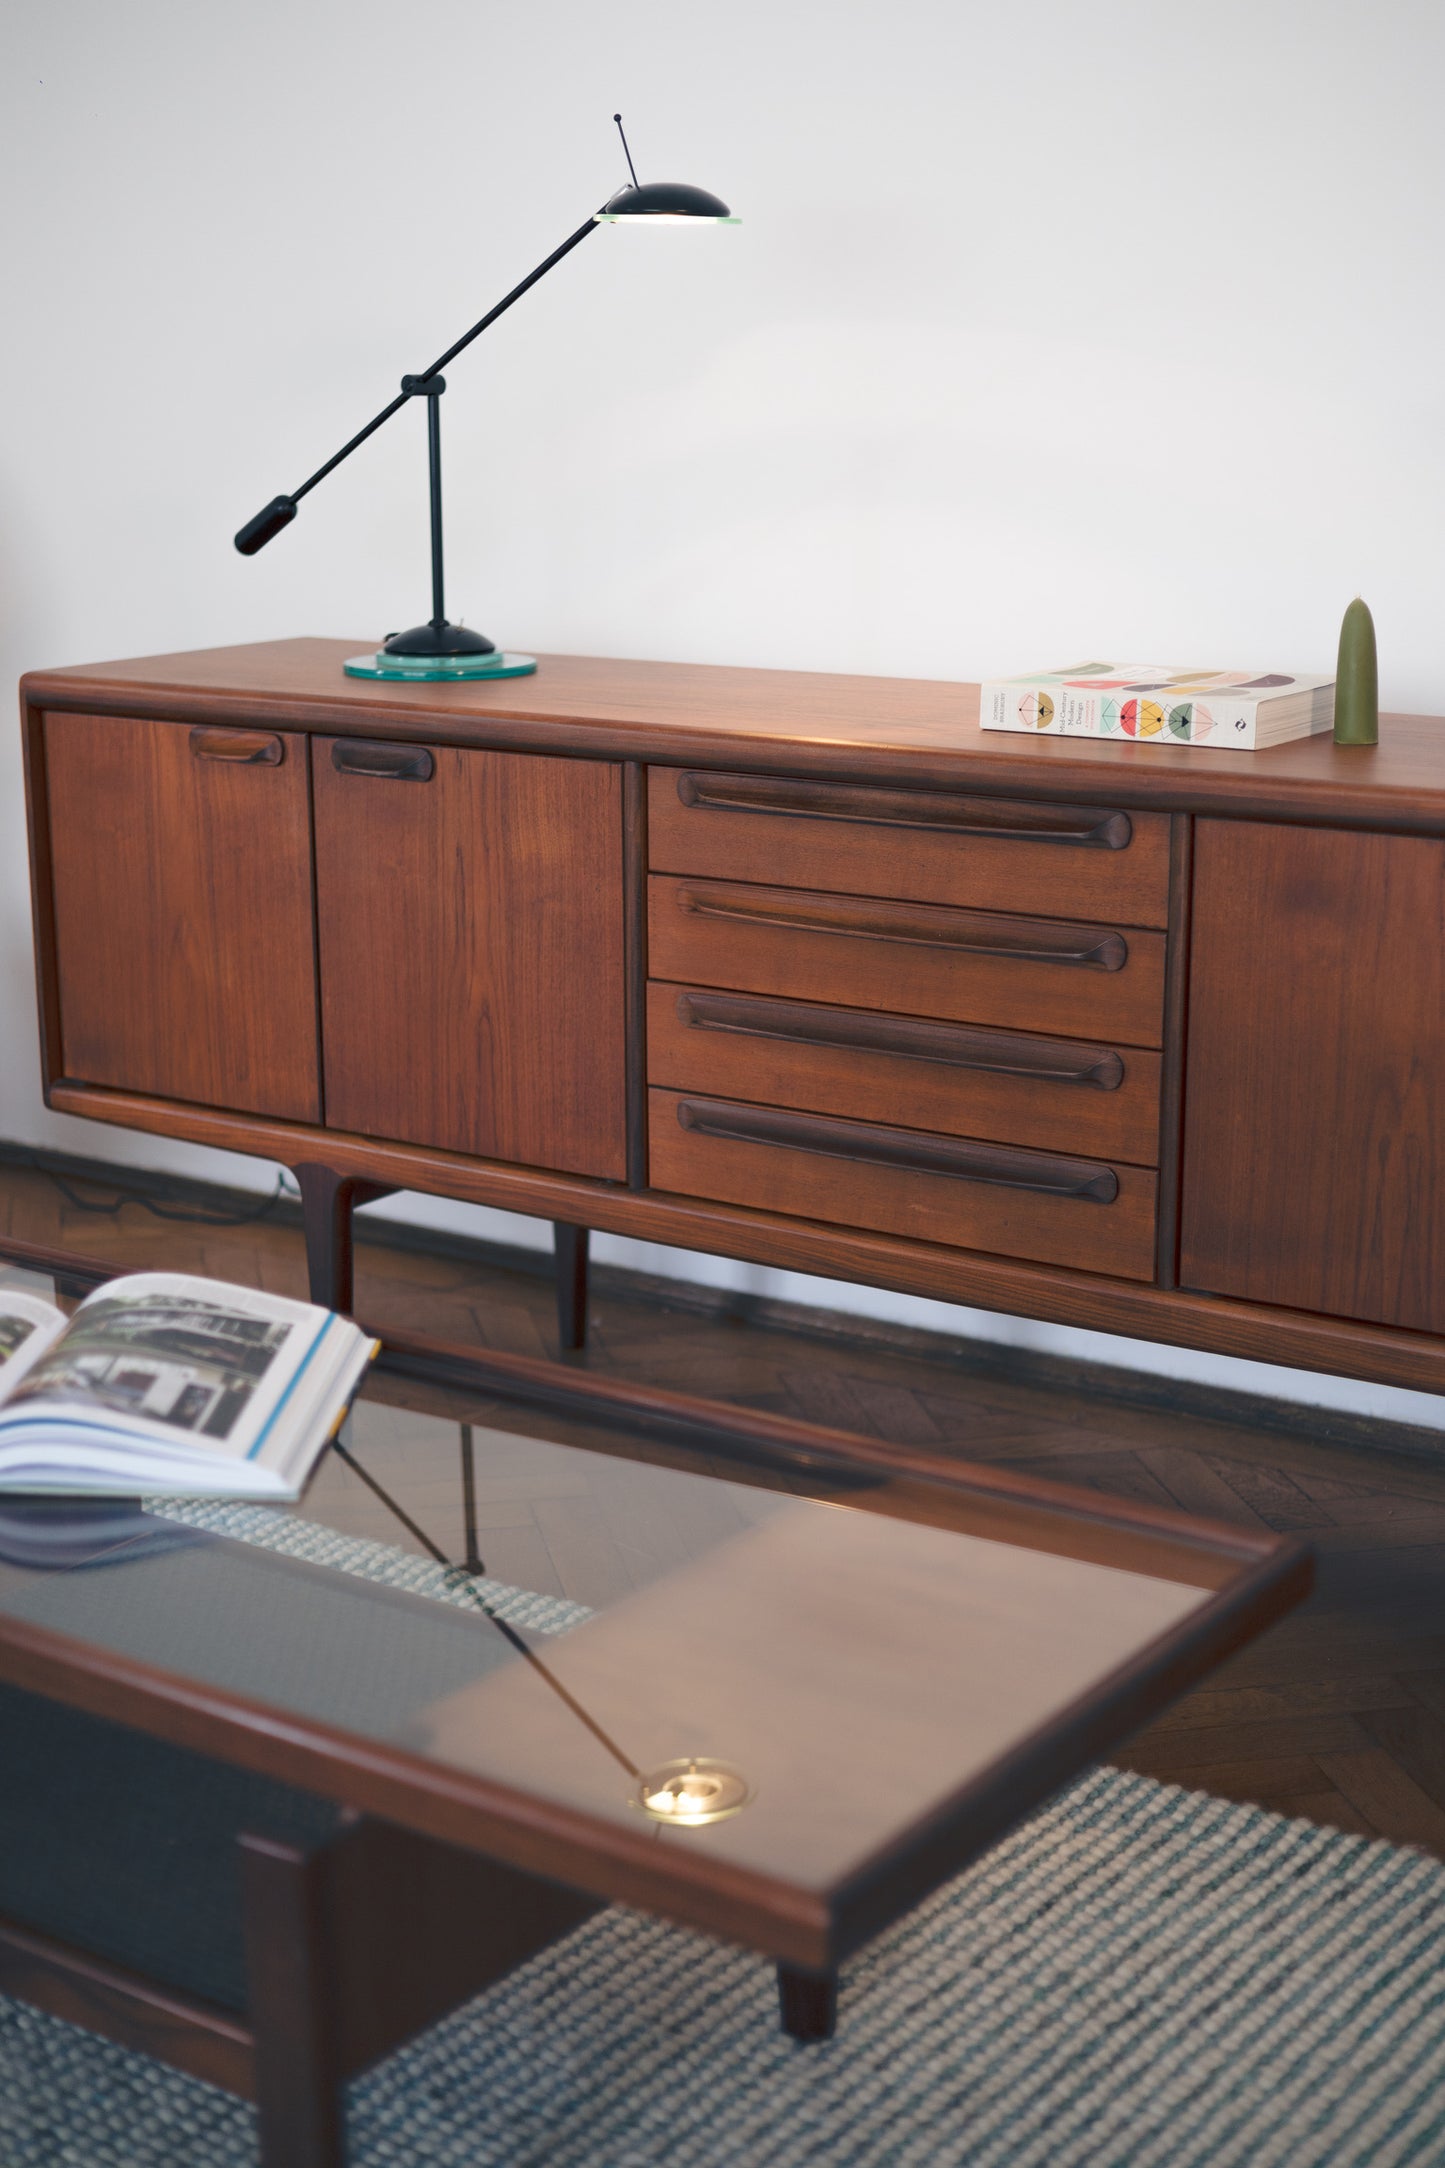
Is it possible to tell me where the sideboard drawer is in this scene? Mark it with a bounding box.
[649,768,1171,927]
[649,877,1165,1046]
[647,985,1162,1163]
[650,1089,1157,1278]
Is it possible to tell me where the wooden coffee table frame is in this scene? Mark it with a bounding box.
[0,1343,1309,2164]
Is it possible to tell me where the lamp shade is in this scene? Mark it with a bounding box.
[596,180,736,223]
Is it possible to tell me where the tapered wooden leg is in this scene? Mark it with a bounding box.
[292,1166,394,1315]
[241,1815,602,2165]
[240,1831,346,2168]
[778,1963,837,2042]
[554,1222,590,1353]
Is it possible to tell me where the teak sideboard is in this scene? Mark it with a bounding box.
[18,639,1445,1398]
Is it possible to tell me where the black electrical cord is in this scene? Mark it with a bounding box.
[44,1167,296,1229]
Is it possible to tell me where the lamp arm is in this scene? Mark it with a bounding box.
[234,211,603,554]
[419,211,601,384]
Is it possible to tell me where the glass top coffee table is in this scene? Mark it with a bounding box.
[0,1354,1310,2159]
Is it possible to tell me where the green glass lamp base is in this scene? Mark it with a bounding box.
[343,651,538,682]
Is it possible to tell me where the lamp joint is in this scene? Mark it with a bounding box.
[400,373,446,398]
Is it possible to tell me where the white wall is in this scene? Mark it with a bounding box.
[4,0,1444,1428]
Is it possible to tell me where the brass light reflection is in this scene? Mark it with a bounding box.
[335,1429,753,1829]
[635,1757,752,1827]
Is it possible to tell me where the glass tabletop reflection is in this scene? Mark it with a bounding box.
[0,1374,1216,1894]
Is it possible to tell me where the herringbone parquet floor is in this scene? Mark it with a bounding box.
[5,1148,1445,1854]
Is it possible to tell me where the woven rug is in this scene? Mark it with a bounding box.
[3,1508,1444,2165]
[144,1495,592,1635]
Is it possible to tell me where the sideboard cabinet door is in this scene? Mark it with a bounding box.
[43,712,321,1122]
[312,741,626,1180]
[1180,819,1445,1332]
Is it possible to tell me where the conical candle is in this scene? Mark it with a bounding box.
[1333,597,1378,746]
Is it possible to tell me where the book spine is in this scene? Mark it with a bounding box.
[980,680,1070,735]
[1057,688,1109,737]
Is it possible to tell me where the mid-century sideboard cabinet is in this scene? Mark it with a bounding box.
[18,639,1445,1399]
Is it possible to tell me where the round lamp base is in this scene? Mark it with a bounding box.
[382,620,496,658]
[343,651,538,682]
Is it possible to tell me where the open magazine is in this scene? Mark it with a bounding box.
[0,1273,377,1498]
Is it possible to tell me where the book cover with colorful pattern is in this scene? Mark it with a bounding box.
[981,665,1335,749]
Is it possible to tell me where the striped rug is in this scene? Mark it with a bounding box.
[1,1505,1441,2165]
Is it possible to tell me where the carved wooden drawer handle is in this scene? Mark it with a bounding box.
[675,884,1128,971]
[674,1096,1120,1202]
[330,739,435,781]
[189,726,283,765]
[676,771,1132,850]
[674,990,1126,1089]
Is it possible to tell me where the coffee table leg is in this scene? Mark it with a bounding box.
[777,1963,837,2042]
[241,1831,346,2168]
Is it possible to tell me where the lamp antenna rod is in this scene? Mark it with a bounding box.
[614,112,640,188]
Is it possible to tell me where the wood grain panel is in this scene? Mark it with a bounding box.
[649,767,1171,926]
[649,876,1165,1046]
[650,1088,1157,1279]
[43,711,320,1121]
[647,983,1162,1163]
[623,762,647,1188]
[21,704,64,1090]
[313,741,625,1179]
[1181,820,1445,1330]
[1153,814,1193,1287]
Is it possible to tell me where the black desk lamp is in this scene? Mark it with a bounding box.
[233,117,736,682]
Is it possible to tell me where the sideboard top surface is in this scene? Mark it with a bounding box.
[21,637,1445,825]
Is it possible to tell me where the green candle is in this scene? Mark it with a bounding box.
[1333,597,1378,746]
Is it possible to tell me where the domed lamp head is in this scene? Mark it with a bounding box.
[596,180,737,224]
[595,116,738,224]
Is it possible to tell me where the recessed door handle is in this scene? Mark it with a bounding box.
[674,884,1128,971]
[330,739,435,781]
[674,990,1127,1088]
[675,1096,1120,1202]
[675,772,1133,850]
[189,726,283,765]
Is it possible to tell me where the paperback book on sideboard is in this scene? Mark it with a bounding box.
[981,665,1335,749]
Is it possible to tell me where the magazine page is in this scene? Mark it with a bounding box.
[0,1273,338,1466]
[0,1290,69,1401]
